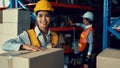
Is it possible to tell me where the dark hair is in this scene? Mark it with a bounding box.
[84,18,92,24]
[35,10,52,16]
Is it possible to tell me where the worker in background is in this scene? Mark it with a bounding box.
[70,11,94,68]
[2,0,58,51]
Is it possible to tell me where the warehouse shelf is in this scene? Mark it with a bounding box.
[1,2,93,10]
[103,0,120,50]
[1,1,120,12]
[0,7,6,10]
[116,29,120,32]
[50,26,83,54]
[112,9,120,13]
[0,0,120,52]
[1,0,120,67]
[50,26,83,32]
[26,2,94,10]
[25,2,119,15]
[64,49,74,54]
[50,27,83,54]
[0,0,120,51]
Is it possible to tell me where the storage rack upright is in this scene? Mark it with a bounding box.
[103,0,120,50]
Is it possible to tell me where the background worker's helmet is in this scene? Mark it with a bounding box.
[34,0,54,13]
[82,11,94,21]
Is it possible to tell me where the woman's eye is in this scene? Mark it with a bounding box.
[37,14,50,18]
[46,14,50,17]
[38,14,42,17]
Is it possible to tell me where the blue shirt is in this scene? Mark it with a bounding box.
[2,26,51,51]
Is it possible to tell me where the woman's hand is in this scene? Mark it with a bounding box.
[21,44,40,51]
[87,55,90,59]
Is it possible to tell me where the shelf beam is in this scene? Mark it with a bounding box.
[25,2,95,10]
[50,27,83,32]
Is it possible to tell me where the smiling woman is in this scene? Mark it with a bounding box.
[2,0,59,51]
[36,11,51,30]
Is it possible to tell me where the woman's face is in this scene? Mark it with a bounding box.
[83,18,89,25]
[36,11,51,29]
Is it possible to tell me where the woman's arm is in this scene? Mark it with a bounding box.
[87,31,93,56]
[2,31,39,51]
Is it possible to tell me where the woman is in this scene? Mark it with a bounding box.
[2,0,58,51]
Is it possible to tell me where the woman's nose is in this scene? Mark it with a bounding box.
[42,16,47,23]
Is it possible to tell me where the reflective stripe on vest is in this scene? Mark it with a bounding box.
[27,29,58,48]
[27,29,41,48]
[50,31,59,46]
[78,27,93,52]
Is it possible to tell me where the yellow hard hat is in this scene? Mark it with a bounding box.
[34,0,54,13]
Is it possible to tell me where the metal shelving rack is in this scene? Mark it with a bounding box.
[103,0,120,50]
[7,0,36,21]
[2,0,120,51]
[2,0,95,24]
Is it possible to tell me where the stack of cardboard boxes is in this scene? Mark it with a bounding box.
[0,10,3,49]
[0,8,31,52]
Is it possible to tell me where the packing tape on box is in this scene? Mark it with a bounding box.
[8,56,13,68]
[0,51,31,68]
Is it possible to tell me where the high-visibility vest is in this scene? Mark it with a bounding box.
[27,29,58,48]
[78,27,93,52]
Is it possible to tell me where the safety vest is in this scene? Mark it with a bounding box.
[27,29,58,48]
[78,27,93,52]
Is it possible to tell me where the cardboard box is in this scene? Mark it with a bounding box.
[2,8,31,35]
[3,8,31,23]
[2,34,16,41]
[0,34,3,44]
[3,23,18,35]
[97,48,120,68]
[0,34,2,42]
[3,23,30,35]
[0,48,64,68]
[18,23,30,35]
[0,34,3,52]
[0,23,3,34]
[0,10,2,23]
